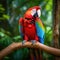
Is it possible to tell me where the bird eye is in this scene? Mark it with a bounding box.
[37,9,41,17]
[31,9,36,16]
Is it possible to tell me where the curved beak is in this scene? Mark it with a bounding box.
[33,9,41,18]
[31,9,41,18]
[33,12,38,18]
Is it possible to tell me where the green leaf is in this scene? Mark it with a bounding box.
[0,32,5,37]
[3,14,10,20]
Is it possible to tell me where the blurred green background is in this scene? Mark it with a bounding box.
[0,0,55,60]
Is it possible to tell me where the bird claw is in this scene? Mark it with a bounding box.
[22,40,26,45]
[31,40,36,45]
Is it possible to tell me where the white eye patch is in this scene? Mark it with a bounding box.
[37,9,41,17]
[31,9,36,16]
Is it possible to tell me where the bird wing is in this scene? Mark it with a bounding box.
[19,18,24,38]
[35,18,45,43]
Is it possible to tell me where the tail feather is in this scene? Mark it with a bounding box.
[29,48,43,60]
[35,49,39,60]
[30,49,35,60]
[35,49,43,60]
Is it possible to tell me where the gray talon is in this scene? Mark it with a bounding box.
[22,40,26,45]
[31,40,36,45]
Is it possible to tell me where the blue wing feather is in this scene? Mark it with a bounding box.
[35,21,45,44]
[19,24,23,38]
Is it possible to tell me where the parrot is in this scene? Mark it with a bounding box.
[19,6,45,60]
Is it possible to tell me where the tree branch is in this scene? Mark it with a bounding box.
[0,42,60,60]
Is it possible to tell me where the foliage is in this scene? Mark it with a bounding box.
[0,4,10,20]
[0,0,54,60]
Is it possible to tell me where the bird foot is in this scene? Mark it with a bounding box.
[31,40,36,45]
[22,40,27,45]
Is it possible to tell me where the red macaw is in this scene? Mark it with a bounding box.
[19,6,45,60]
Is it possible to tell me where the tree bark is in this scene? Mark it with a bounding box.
[53,0,60,60]
[0,42,60,60]
[58,1,60,59]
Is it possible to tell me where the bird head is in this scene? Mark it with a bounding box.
[24,6,41,19]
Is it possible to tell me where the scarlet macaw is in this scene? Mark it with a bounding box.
[19,6,45,60]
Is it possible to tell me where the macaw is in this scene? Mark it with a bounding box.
[19,6,45,60]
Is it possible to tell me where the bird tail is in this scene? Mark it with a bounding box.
[29,48,43,60]
[35,49,43,60]
[29,49,35,60]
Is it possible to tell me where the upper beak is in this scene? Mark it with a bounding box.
[33,12,38,18]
